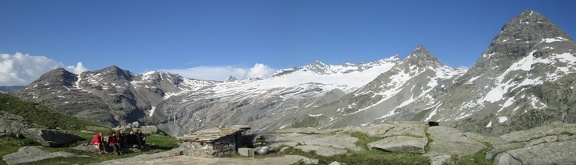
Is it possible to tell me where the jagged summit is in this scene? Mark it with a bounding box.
[470,10,574,74]
[402,45,442,68]
[225,76,238,82]
[272,56,402,77]
[494,10,572,43]
[98,65,129,73]
[304,60,330,74]
[90,65,134,81]
[30,68,77,86]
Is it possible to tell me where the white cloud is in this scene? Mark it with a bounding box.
[162,63,276,81]
[247,63,275,79]
[66,62,88,74]
[0,52,88,86]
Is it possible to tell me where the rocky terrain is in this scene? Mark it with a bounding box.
[5,122,574,164]
[9,10,576,140]
[13,66,216,127]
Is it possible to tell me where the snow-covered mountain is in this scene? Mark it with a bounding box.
[150,56,403,135]
[423,10,576,135]
[12,10,576,136]
[14,66,216,126]
[264,45,466,131]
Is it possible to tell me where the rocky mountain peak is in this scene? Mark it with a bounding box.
[100,65,128,74]
[470,10,573,74]
[225,76,238,82]
[494,10,572,43]
[306,60,328,69]
[91,65,133,81]
[30,68,77,87]
[303,60,334,75]
[402,45,442,68]
[388,54,401,62]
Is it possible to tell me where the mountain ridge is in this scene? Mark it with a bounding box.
[11,10,576,136]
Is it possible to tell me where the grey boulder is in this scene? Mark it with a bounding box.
[21,128,84,147]
[0,111,33,137]
[424,126,486,157]
[2,146,83,165]
[367,136,427,154]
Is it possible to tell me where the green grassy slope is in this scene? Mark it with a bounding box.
[0,93,105,130]
[0,93,179,165]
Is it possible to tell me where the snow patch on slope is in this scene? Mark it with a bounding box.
[481,50,576,103]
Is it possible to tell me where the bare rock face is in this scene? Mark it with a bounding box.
[495,140,576,165]
[13,66,213,127]
[367,136,427,154]
[294,145,347,157]
[424,126,487,157]
[2,146,83,165]
[21,128,84,147]
[0,111,33,137]
[491,123,576,165]
[367,122,428,154]
[270,131,361,157]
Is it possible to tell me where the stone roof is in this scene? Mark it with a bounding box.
[178,125,251,142]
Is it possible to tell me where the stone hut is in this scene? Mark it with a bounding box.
[178,125,250,157]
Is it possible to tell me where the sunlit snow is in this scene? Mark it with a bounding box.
[149,106,156,117]
[481,50,576,103]
[308,114,323,117]
[542,37,568,43]
[498,116,508,123]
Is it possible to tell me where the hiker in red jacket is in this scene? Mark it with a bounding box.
[91,132,105,154]
[108,131,122,155]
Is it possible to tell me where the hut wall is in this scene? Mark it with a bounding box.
[183,134,238,157]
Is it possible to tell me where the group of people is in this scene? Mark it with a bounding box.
[91,129,147,155]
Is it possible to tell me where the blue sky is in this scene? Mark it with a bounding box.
[1,0,575,85]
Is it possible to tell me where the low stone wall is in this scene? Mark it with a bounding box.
[182,134,239,157]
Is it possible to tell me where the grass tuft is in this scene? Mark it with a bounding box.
[457,142,493,165]
[347,131,382,150]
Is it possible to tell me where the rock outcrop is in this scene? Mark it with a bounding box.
[424,126,487,157]
[21,128,84,147]
[2,146,86,165]
[0,111,33,137]
[367,136,428,154]
[1,122,574,165]
[270,131,361,157]
[271,122,491,158]
[490,122,576,165]
[366,122,428,154]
